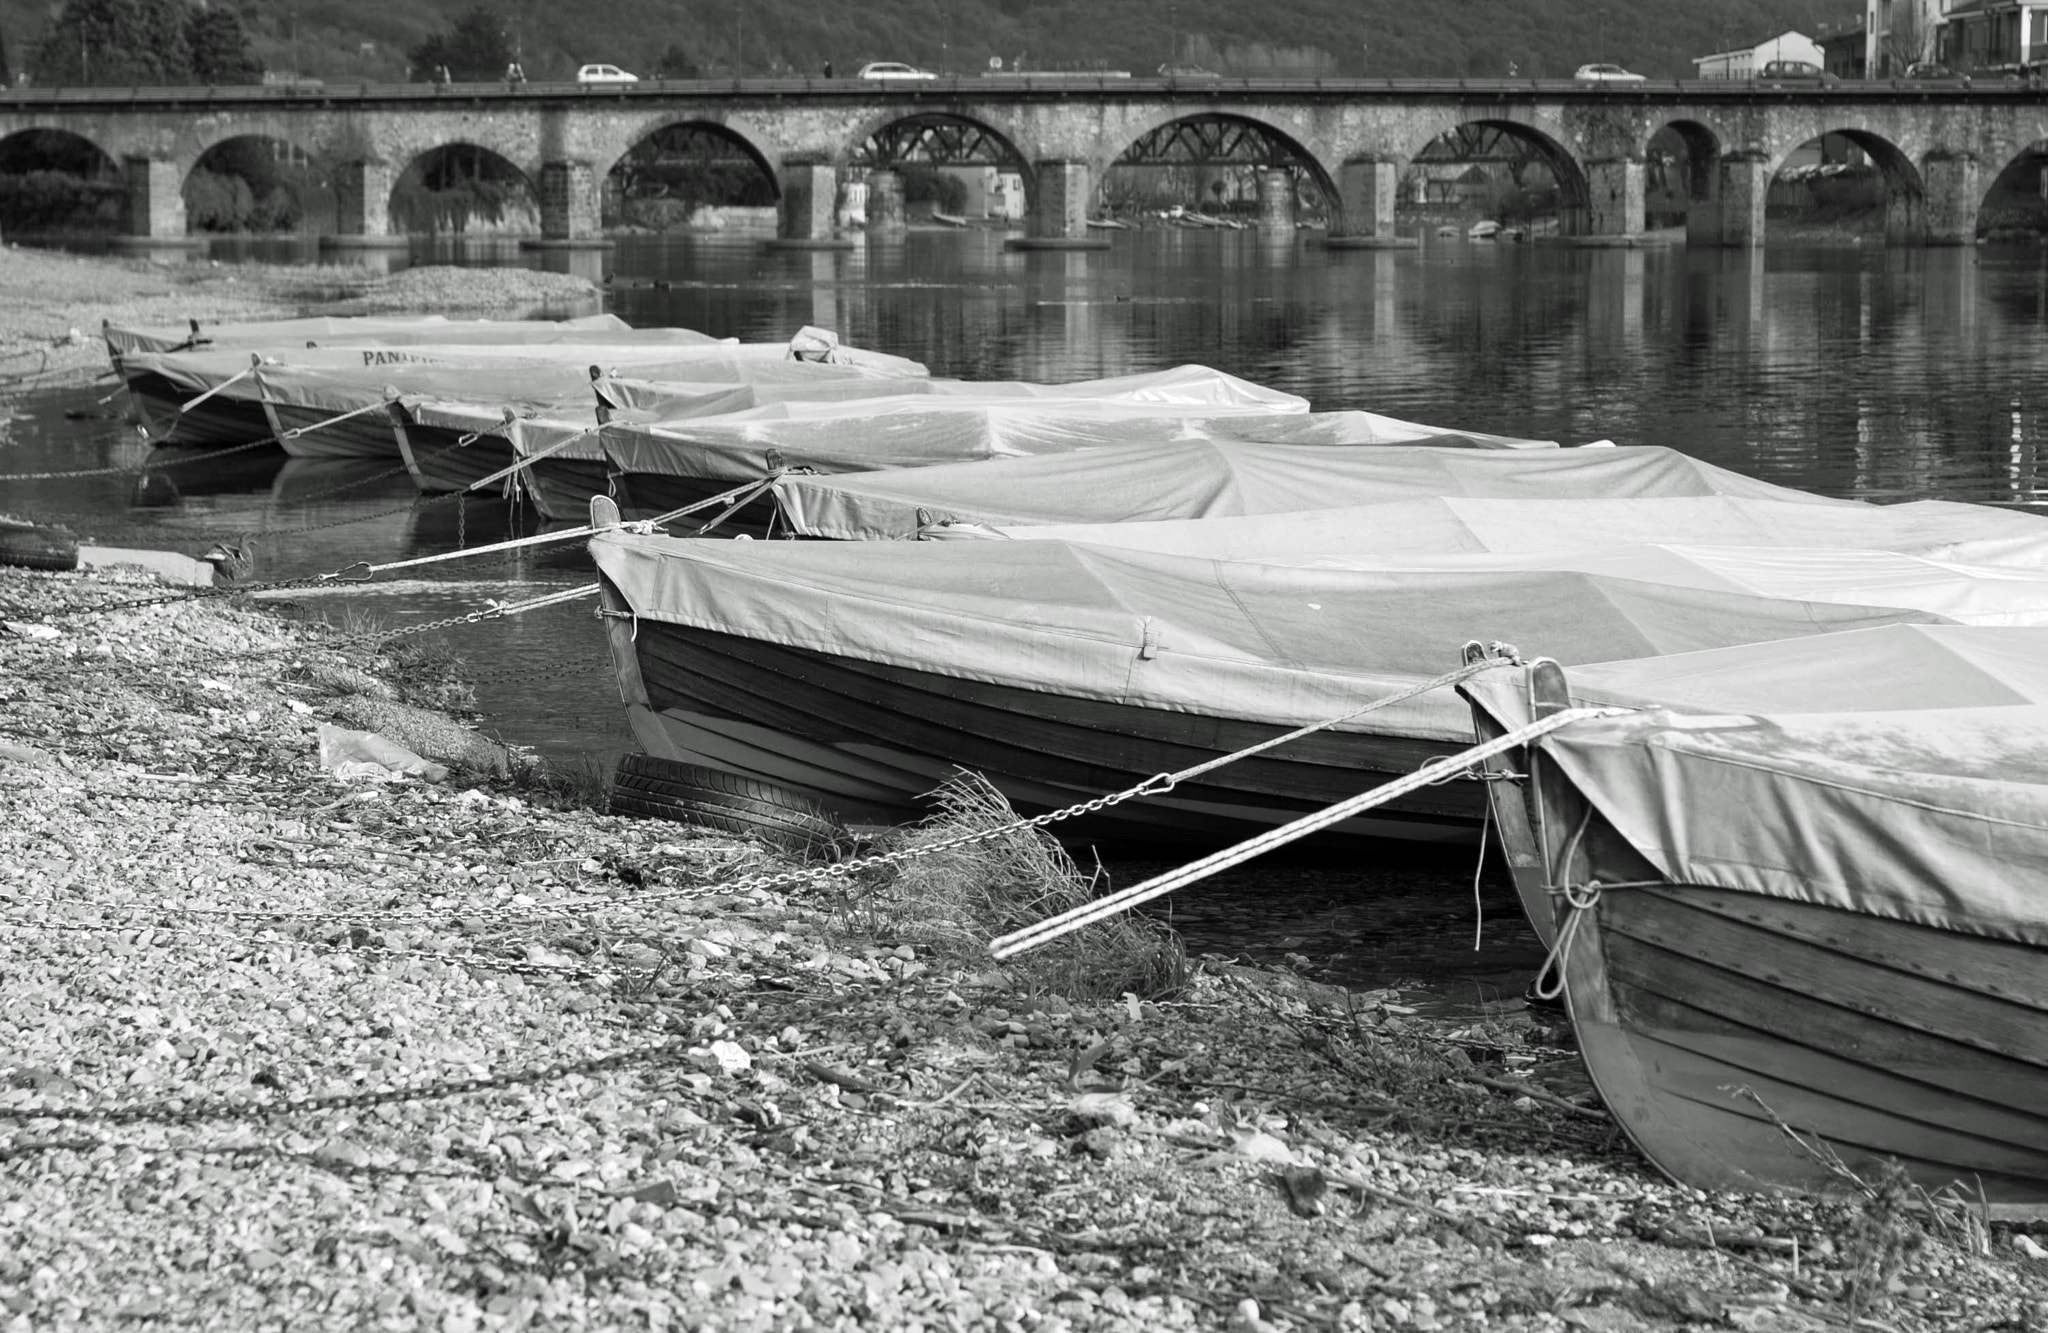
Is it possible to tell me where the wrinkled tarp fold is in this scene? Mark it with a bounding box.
[589,531,1942,745]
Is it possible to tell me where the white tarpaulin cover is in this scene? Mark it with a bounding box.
[1564,623,2048,712]
[597,364,1302,416]
[773,443,1858,539]
[588,531,1943,745]
[963,495,2048,570]
[1509,700,2048,947]
[103,312,653,356]
[596,373,1335,482]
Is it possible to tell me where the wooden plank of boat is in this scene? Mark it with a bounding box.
[127,370,273,448]
[929,211,969,228]
[525,458,614,523]
[1570,897,2048,1213]
[269,401,406,462]
[619,617,1486,844]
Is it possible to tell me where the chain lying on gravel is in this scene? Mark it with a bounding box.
[0,907,641,986]
[0,1035,705,1127]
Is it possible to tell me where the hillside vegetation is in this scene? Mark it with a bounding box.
[0,0,1857,85]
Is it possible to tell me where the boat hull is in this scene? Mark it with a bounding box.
[395,421,518,495]
[1564,881,2048,1218]
[526,457,614,523]
[609,470,781,535]
[1469,670,2048,1217]
[603,602,1485,845]
[271,401,403,461]
[127,372,271,448]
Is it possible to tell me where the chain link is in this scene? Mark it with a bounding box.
[0,1036,702,1126]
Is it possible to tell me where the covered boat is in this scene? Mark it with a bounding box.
[936,493,2048,572]
[403,373,988,513]
[100,312,676,359]
[769,441,1857,539]
[1463,663,2048,1217]
[121,338,927,450]
[587,527,1943,843]
[594,395,1571,535]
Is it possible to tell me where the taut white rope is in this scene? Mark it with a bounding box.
[988,706,1630,960]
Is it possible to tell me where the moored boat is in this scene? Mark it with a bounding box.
[585,524,1942,843]
[769,441,1860,539]
[596,367,1318,532]
[1462,662,2048,1217]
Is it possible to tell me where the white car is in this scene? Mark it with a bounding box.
[1573,63,1645,83]
[576,64,639,84]
[857,61,938,80]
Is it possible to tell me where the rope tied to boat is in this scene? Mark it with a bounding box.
[277,394,395,441]
[319,474,787,582]
[1530,880,1603,1002]
[175,362,260,414]
[989,704,1632,960]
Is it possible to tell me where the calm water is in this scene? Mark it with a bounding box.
[7,229,2046,1004]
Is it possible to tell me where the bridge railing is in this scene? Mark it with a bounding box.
[0,75,2038,105]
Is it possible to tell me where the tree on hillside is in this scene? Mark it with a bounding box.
[31,0,193,86]
[187,6,261,84]
[652,43,699,78]
[408,4,515,81]
[1,24,13,85]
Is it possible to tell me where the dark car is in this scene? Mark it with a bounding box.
[1757,59,1840,86]
[1903,61,1957,79]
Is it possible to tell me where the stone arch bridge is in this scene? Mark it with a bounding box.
[2,76,2043,247]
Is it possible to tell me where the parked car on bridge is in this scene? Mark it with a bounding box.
[1157,63,1220,78]
[576,64,639,84]
[1756,59,1840,86]
[1903,61,1958,79]
[1572,63,1646,83]
[857,62,938,80]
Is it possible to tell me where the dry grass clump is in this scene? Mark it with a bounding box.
[847,772,1185,1002]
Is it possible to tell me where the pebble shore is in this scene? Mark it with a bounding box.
[1,565,2043,1331]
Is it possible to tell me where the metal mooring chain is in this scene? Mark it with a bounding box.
[0,1036,702,1126]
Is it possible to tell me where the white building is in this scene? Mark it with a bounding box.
[1692,31,1826,77]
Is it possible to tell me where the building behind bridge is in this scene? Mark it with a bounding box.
[1691,32,1826,78]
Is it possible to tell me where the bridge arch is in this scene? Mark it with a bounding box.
[1644,118,1725,236]
[0,128,124,234]
[1973,137,2048,240]
[592,113,780,189]
[1767,128,1927,244]
[604,121,779,233]
[1101,111,1337,226]
[183,134,329,234]
[1405,117,1591,236]
[389,142,539,236]
[846,111,1035,222]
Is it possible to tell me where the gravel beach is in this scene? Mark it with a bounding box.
[1,565,2043,1332]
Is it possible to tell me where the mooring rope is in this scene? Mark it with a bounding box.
[989,706,1632,959]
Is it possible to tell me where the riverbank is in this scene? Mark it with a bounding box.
[2,564,2043,1330]
[0,246,602,387]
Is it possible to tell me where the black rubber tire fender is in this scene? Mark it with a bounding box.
[610,754,846,857]
[0,521,80,572]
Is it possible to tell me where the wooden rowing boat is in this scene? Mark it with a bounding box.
[1464,660,2048,1217]
[585,522,1944,847]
